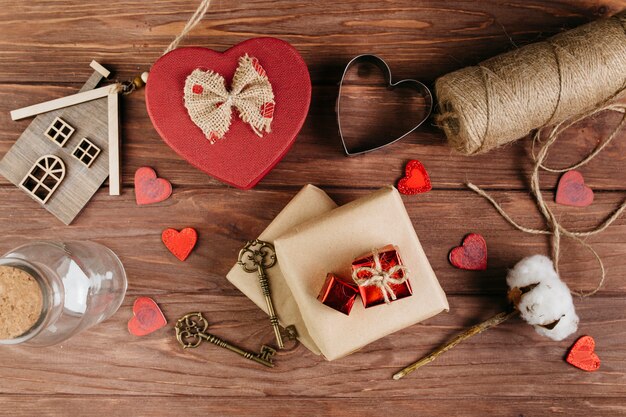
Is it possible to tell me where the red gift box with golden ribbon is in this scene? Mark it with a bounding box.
[351,245,412,308]
[318,245,412,314]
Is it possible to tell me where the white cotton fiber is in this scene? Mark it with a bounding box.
[507,255,579,341]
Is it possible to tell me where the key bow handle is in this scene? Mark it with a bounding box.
[237,239,277,272]
[175,312,209,349]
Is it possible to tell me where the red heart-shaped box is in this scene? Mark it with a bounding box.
[146,38,312,189]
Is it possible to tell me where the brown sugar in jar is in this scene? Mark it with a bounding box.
[0,265,43,340]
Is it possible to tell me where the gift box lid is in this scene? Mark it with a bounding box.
[274,186,449,361]
[226,184,337,354]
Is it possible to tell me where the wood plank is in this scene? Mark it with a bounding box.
[0,293,623,398]
[0,0,620,84]
[0,186,622,296]
[108,93,121,195]
[1,85,624,191]
[2,396,625,417]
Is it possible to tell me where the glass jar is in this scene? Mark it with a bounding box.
[0,241,127,346]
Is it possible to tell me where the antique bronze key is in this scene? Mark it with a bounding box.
[175,312,276,368]
[237,239,283,348]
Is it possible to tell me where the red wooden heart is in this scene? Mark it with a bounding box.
[449,233,488,271]
[556,170,594,207]
[162,227,198,261]
[398,159,432,195]
[128,297,167,336]
[134,167,172,205]
[145,38,311,190]
[566,335,601,372]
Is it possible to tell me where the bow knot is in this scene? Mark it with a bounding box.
[352,249,409,304]
[184,54,275,144]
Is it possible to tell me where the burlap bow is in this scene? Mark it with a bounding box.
[351,249,410,304]
[184,54,275,144]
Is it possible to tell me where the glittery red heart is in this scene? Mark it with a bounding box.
[134,167,172,205]
[556,170,594,207]
[162,227,197,261]
[566,335,601,372]
[128,297,167,336]
[449,233,487,271]
[397,160,432,195]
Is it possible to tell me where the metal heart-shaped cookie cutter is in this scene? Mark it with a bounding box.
[336,54,433,156]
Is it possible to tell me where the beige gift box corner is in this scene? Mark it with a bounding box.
[227,184,448,361]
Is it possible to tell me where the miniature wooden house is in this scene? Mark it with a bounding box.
[0,61,121,225]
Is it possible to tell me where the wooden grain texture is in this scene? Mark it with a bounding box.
[1,85,624,191]
[0,0,625,415]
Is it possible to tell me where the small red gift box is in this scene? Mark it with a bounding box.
[317,273,359,315]
[351,245,412,308]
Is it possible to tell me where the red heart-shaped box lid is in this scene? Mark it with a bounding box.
[146,37,311,189]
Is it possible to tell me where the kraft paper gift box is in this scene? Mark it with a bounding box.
[226,184,337,354]
[227,184,448,360]
[275,186,449,361]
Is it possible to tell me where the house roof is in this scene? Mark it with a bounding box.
[11,84,120,121]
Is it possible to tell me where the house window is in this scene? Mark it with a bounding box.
[72,138,101,168]
[44,117,75,147]
[20,155,66,204]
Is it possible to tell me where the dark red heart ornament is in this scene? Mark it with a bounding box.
[566,335,601,372]
[134,167,172,205]
[128,297,167,336]
[146,38,311,189]
[556,170,594,207]
[449,233,488,271]
[397,159,432,195]
[162,227,198,261]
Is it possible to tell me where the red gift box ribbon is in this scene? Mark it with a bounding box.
[351,249,409,304]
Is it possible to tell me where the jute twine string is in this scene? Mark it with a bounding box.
[468,92,626,297]
[435,12,626,155]
[164,0,213,55]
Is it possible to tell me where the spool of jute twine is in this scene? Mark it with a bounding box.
[435,11,626,155]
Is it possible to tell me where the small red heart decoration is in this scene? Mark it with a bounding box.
[397,159,432,195]
[134,167,172,205]
[449,233,488,271]
[556,170,594,207]
[145,38,311,190]
[566,335,601,372]
[162,227,198,261]
[128,297,167,336]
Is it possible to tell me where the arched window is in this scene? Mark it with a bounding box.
[20,155,66,204]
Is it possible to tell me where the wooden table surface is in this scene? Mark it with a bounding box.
[1,1,625,415]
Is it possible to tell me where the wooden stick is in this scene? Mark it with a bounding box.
[11,85,118,120]
[107,93,121,196]
[392,309,519,380]
[89,60,110,78]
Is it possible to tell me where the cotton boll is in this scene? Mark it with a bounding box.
[507,254,560,289]
[507,255,579,341]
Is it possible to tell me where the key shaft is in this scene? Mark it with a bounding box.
[238,239,284,348]
[198,332,274,367]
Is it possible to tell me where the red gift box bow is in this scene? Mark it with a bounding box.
[351,249,410,304]
[184,54,275,144]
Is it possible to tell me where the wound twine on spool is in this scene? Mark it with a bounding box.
[435,11,626,156]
